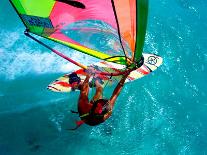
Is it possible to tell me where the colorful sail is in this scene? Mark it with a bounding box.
[9,0,148,65]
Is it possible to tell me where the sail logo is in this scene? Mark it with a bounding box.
[21,15,54,29]
[146,56,158,66]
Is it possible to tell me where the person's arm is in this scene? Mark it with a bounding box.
[103,71,130,120]
[82,74,90,89]
[81,67,96,91]
[80,74,90,96]
[109,71,130,108]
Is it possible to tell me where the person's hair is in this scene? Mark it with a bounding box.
[69,73,81,84]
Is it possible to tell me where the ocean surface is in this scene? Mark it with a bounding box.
[0,0,207,155]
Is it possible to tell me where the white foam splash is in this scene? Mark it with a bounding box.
[1,31,20,48]
[0,30,97,80]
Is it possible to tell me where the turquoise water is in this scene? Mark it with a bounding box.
[0,0,207,155]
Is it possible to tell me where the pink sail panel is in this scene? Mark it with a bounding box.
[49,0,118,44]
[49,0,136,59]
[50,1,117,29]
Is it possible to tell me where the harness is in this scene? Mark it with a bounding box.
[79,99,111,126]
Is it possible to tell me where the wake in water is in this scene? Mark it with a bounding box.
[0,30,96,80]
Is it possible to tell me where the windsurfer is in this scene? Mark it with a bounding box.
[69,68,130,130]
